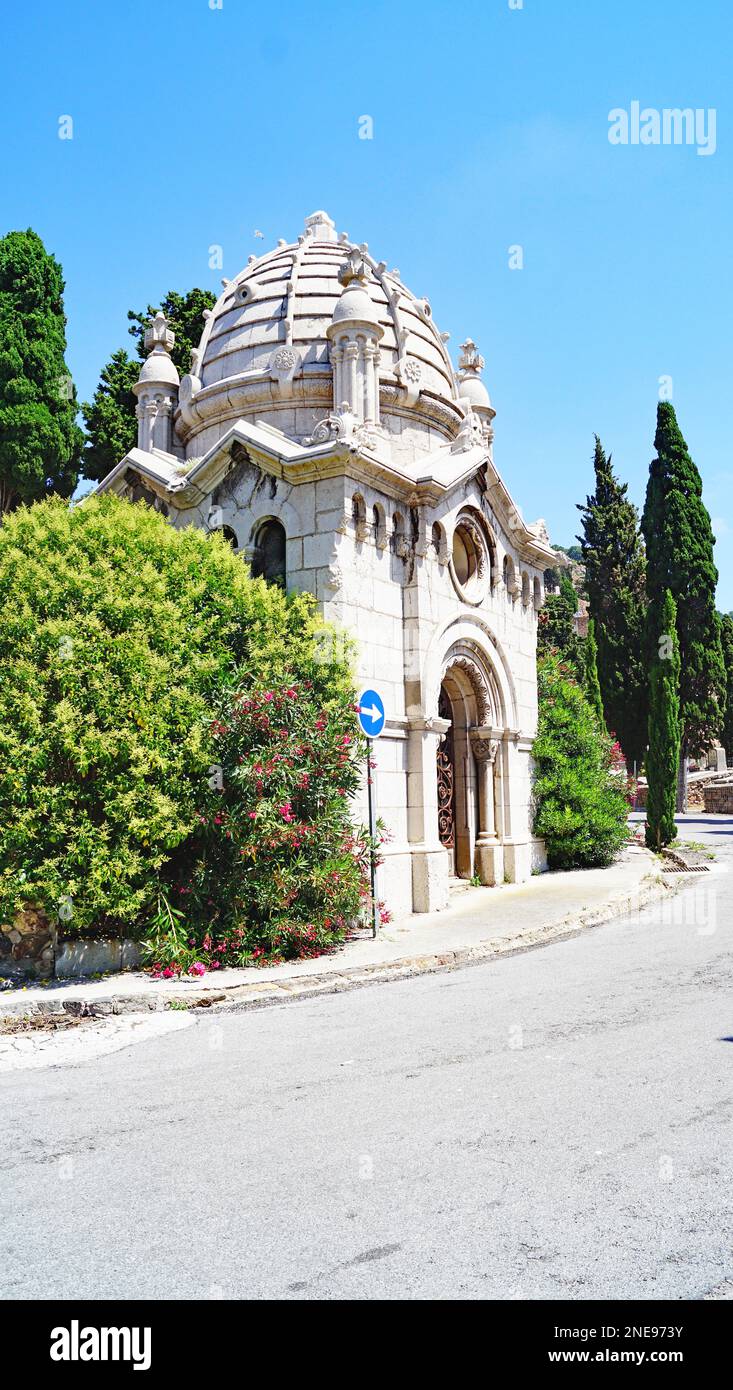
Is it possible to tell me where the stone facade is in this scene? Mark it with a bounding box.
[95,211,557,915]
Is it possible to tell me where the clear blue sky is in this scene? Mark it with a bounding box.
[2,0,731,607]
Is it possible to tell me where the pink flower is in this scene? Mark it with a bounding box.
[278,802,295,822]
[188,961,206,977]
[248,811,257,819]
[264,692,275,702]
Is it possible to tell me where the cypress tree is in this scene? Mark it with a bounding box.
[641,403,725,808]
[721,613,733,767]
[584,619,605,726]
[0,229,82,514]
[577,436,647,771]
[646,590,681,849]
[81,349,139,482]
[537,571,583,674]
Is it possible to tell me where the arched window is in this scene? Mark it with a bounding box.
[251,519,286,587]
[372,503,387,550]
[533,576,543,611]
[503,553,517,598]
[210,524,238,549]
[391,511,407,559]
[352,493,367,541]
[431,521,446,561]
[521,571,531,607]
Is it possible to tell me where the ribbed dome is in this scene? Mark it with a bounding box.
[197,212,458,406]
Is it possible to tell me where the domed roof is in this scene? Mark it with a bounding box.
[196,211,459,407]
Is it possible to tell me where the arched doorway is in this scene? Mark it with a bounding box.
[436,649,504,883]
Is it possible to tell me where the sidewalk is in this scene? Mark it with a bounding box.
[0,844,675,1024]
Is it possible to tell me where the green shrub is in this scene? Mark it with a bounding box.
[0,494,353,937]
[532,653,629,869]
[145,681,373,973]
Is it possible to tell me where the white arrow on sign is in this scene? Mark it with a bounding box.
[359,702,383,723]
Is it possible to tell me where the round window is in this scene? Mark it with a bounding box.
[450,519,489,603]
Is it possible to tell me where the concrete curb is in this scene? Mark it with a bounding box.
[0,869,682,1026]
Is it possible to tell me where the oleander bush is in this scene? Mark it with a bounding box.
[532,653,629,869]
[146,682,373,974]
[0,494,363,956]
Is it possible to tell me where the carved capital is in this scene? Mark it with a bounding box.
[470,732,500,763]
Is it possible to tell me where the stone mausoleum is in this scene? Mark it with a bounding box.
[96,211,556,915]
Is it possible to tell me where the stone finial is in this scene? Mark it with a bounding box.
[134,311,179,454]
[144,311,175,357]
[458,338,485,376]
[456,336,494,422]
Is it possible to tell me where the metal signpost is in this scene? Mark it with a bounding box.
[357,688,386,937]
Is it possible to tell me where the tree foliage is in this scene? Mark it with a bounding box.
[641,403,724,759]
[81,348,139,482]
[577,436,647,770]
[720,613,733,766]
[537,572,583,674]
[127,287,216,378]
[645,590,681,849]
[584,619,605,726]
[532,653,630,870]
[0,495,357,944]
[0,229,83,514]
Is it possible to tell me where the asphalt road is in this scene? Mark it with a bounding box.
[2,814,732,1301]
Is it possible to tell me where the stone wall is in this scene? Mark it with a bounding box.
[0,908,56,981]
[703,782,733,814]
[0,917,140,983]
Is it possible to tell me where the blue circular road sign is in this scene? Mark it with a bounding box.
[357,688,386,739]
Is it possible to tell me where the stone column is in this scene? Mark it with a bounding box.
[331,342,344,407]
[470,729,504,886]
[501,730,532,884]
[407,715,451,912]
[345,342,359,418]
[364,341,380,423]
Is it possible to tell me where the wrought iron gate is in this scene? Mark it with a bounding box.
[437,689,455,849]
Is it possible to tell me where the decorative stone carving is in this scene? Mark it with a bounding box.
[403,357,422,384]
[272,347,297,370]
[304,403,379,452]
[178,373,199,406]
[441,652,493,725]
[450,407,485,454]
[269,345,302,397]
[338,247,369,288]
[470,731,500,763]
